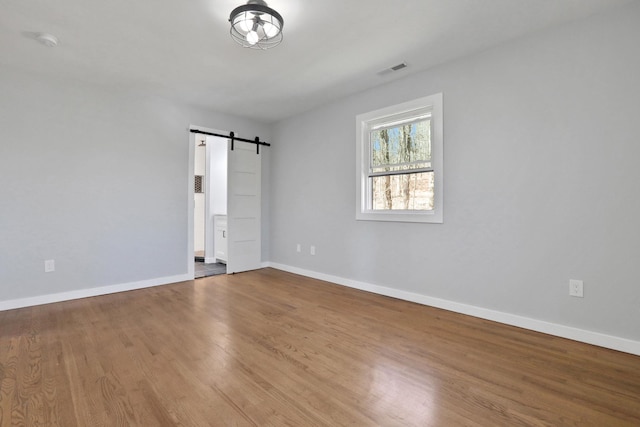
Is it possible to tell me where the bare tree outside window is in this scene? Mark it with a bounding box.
[370,119,433,210]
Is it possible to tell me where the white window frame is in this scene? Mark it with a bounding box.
[356,93,443,223]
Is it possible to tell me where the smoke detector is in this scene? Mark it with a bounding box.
[35,33,59,47]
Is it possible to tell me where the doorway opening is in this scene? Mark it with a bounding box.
[193,132,227,278]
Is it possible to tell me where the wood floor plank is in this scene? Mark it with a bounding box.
[1,268,639,426]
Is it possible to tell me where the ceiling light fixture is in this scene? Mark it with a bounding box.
[229,0,283,50]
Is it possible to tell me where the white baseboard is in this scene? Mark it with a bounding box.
[0,273,192,312]
[204,257,217,264]
[267,262,640,356]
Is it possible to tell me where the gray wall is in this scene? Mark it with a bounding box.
[0,68,270,301]
[269,3,640,341]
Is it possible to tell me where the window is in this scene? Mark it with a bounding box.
[356,93,443,223]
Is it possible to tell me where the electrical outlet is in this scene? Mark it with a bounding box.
[310,245,316,256]
[296,243,301,253]
[44,259,55,273]
[569,279,583,297]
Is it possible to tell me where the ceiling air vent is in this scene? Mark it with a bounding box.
[377,62,408,76]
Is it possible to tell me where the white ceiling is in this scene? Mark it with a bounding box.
[1,0,633,123]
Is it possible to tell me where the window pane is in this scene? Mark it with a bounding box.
[371,171,434,211]
[371,119,431,171]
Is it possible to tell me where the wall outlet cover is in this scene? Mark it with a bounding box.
[569,279,584,297]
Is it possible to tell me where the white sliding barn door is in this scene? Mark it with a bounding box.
[226,141,261,274]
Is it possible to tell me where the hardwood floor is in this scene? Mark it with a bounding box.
[1,268,639,426]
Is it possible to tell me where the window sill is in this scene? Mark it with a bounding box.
[356,210,443,223]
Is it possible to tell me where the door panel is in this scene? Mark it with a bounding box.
[226,142,261,274]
